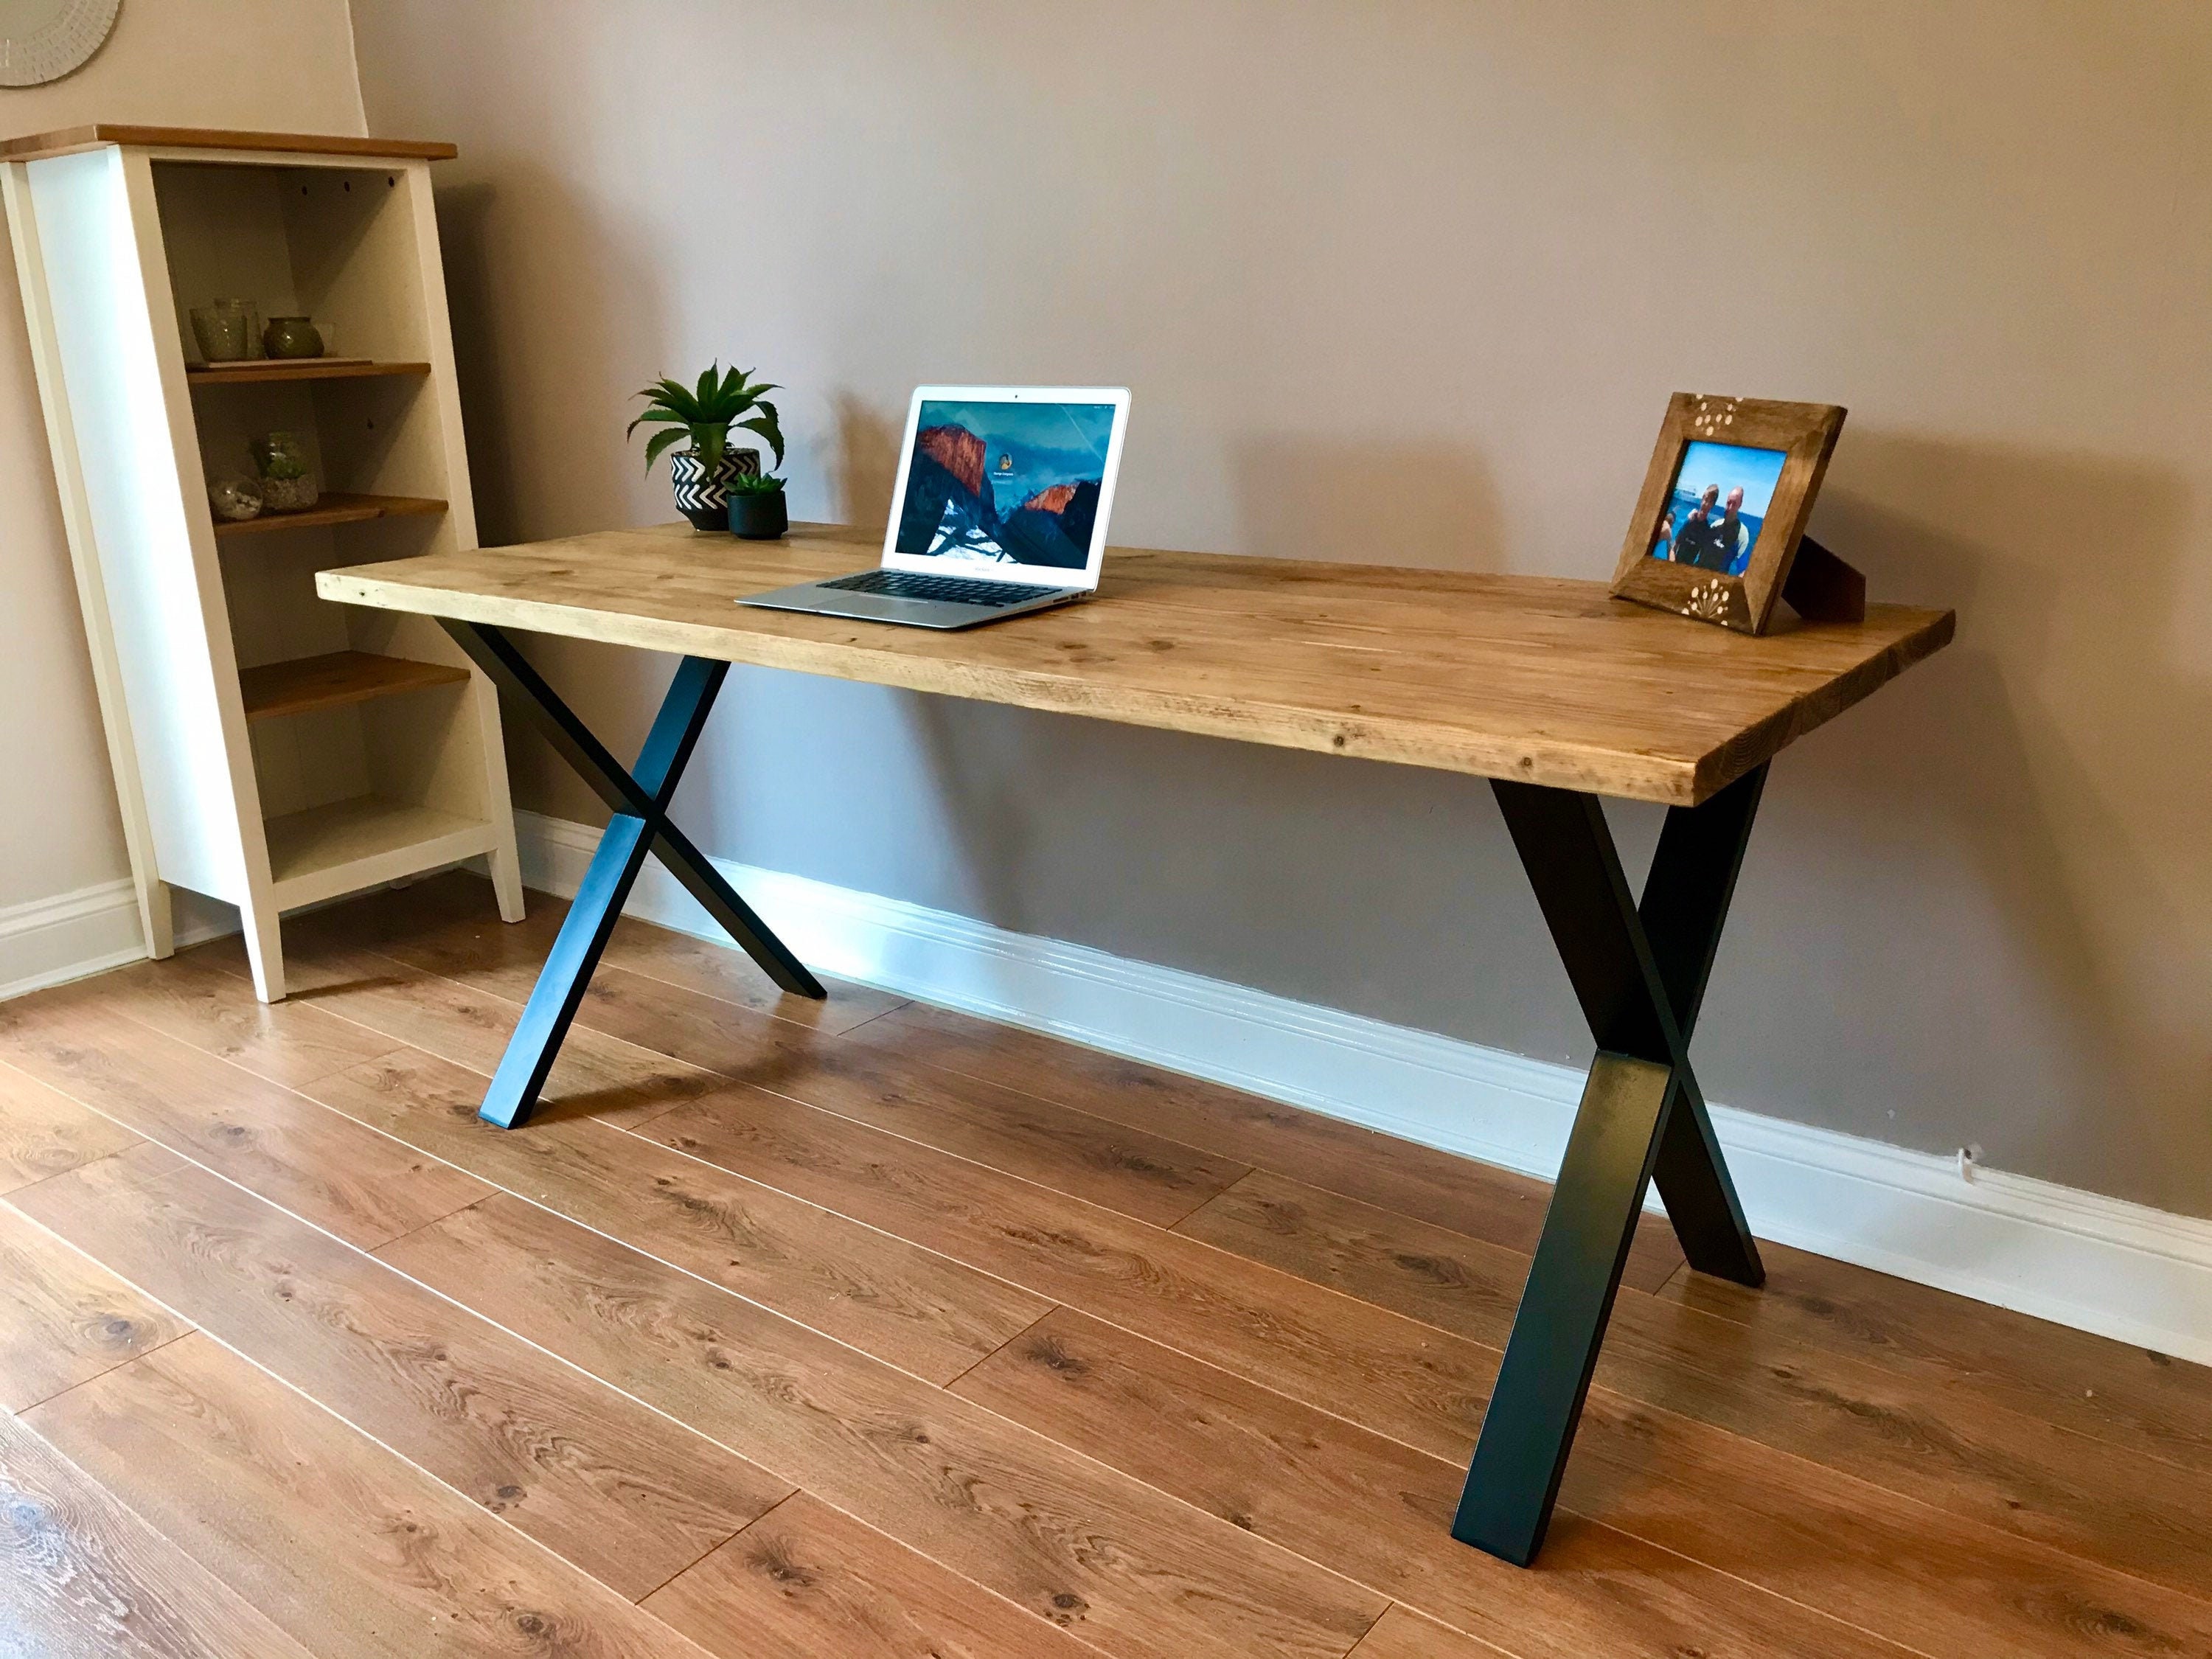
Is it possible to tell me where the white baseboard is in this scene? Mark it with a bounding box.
[516,809,2212,1365]
[0,878,291,1003]
[0,878,148,1001]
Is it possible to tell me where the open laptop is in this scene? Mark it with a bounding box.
[740,384,1132,629]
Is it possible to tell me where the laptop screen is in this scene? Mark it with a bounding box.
[884,389,1127,585]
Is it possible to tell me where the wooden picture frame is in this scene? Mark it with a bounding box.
[1610,393,1846,635]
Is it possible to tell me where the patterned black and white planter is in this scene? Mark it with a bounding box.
[669,446,761,531]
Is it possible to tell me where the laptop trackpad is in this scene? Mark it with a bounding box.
[806,590,947,622]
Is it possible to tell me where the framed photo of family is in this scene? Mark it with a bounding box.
[1610,394,1846,635]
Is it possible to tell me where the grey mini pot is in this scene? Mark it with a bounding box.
[728,490,789,540]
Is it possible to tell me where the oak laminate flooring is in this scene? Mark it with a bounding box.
[0,990,489,1248]
[15,1144,787,1601]
[642,1490,1104,1659]
[359,873,907,1035]
[1351,1608,1505,1659]
[76,947,1054,1386]
[1661,1234,2212,1478]
[354,883,1664,1267]
[26,898,2207,1659]
[27,1335,717,1659]
[381,1192,1390,1659]
[0,1197,191,1412]
[598,987,1257,1231]
[0,1057,142,1193]
[198,930,728,1128]
[312,1046,1051,1383]
[955,1308,1910,1659]
[316,895,1258,1230]
[1182,1170,2212,1596]
[860,1000,1686,1293]
[639,1099,2212,1658]
[95,951,403,1088]
[641,1091,1496,1459]
[0,1410,316,1659]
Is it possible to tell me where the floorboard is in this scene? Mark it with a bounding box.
[642,1490,1104,1659]
[0,1200,191,1413]
[0,1057,141,1193]
[0,1410,314,1659]
[1350,1607,1509,1659]
[0,990,487,1248]
[12,1143,787,1601]
[1181,1169,2212,1596]
[380,1192,1391,1659]
[1660,1234,2212,1476]
[358,908,1260,1228]
[4,874,2207,1659]
[307,1046,1051,1384]
[860,998,1690,1293]
[27,1334,717,1658]
[953,1306,1912,1659]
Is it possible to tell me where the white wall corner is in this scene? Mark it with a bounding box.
[515,808,2212,1366]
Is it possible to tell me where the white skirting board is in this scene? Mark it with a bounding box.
[0,880,258,1003]
[12,817,2210,1366]
[0,877,147,1001]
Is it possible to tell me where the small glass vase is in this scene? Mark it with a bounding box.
[207,476,264,523]
[189,299,255,363]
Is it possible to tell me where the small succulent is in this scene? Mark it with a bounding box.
[628,363,785,477]
[728,470,787,495]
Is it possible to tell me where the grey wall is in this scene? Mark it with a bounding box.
[350,1,2212,1218]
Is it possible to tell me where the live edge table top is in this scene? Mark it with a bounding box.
[319,522,1952,807]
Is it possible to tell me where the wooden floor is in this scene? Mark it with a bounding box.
[2,874,2208,1659]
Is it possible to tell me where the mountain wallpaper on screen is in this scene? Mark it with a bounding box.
[894,401,1114,569]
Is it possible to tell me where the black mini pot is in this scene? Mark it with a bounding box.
[728,490,789,540]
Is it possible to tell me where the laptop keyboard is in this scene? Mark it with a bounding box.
[818,569,1048,608]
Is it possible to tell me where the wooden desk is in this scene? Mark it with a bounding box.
[319,521,1952,1568]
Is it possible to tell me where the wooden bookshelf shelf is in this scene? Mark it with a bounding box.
[237,650,469,723]
[262,795,496,910]
[187,358,431,386]
[212,492,446,538]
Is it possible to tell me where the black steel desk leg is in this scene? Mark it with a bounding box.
[1452,771,1764,1565]
[439,622,824,1129]
[1640,765,1767,1286]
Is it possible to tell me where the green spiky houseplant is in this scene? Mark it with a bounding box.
[629,363,786,530]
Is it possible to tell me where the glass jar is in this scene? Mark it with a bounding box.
[249,432,319,512]
[189,299,254,363]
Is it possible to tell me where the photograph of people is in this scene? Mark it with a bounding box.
[1649,442,1788,577]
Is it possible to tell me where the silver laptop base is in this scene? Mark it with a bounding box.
[739,577,1088,631]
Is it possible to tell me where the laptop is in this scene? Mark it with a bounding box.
[740,384,1132,630]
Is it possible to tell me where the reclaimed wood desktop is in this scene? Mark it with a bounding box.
[319,521,1952,1569]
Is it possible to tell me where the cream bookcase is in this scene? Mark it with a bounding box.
[2,126,523,1001]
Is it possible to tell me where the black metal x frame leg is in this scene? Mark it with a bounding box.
[1451,764,1767,1565]
[439,620,824,1128]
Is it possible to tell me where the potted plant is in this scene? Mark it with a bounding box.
[628,362,785,531]
[727,470,790,540]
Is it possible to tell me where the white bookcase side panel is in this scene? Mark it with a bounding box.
[25,149,259,904]
[396,163,481,550]
[1,161,170,953]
